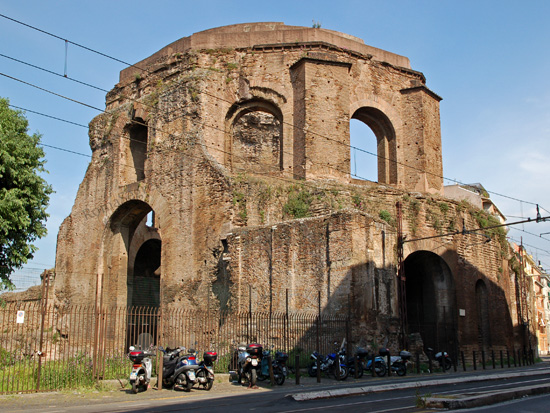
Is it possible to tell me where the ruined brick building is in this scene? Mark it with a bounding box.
[54,23,526,353]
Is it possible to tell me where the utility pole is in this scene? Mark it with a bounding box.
[396,202,408,350]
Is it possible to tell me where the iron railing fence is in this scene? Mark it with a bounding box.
[0,302,348,394]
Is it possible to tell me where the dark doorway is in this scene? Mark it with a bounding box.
[476,279,491,350]
[127,238,161,348]
[405,251,456,353]
[130,239,161,307]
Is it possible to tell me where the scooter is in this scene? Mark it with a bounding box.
[387,350,411,376]
[426,347,452,370]
[195,351,217,390]
[128,346,154,393]
[257,347,287,385]
[232,343,263,387]
[159,346,201,391]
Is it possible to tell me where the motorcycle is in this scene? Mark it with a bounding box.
[426,347,452,371]
[231,343,263,387]
[195,351,217,390]
[307,345,349,380]
[382,349,411,376]
[258,347,287,385]
[128,346,155,393]
[159,346,201,392]
[344,347,386,378]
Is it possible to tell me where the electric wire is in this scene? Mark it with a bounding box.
[1,37,547,214]
[6,66,550,254]
[2,13,549,256]
[0,16,545,210]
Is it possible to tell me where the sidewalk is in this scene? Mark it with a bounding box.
[1,362,550,411]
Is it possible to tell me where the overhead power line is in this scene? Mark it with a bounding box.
[1,13,548,214]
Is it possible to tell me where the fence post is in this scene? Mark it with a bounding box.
[473,351,477,370]
[157,306,164,390]
[316,358,321,383]
[36,273,51,392]
[416,352,420,374]
[295,354,300,385]
[461,351,466,372]
[268,355,275,386]
[500,350,504,369]
[491,350,495,369]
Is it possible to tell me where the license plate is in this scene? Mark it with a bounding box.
[130,372,137,380]
[187,371,196,380]
[251,359,258,366]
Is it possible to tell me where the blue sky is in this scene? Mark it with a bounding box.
[1,0,550,288]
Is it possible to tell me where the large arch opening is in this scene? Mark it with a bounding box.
[227,99,283,174]
[350,107,397,185]
[103,200,161,347]
[475,279,491,350]
[405,251,457,353]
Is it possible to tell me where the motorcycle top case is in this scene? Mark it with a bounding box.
[356,347,370,358]
[399,350,412,360]
[378,348,390,356]
[129,351,146,363]
[246,343,263,357]
[275,351,288,363]
[203,351,218,366]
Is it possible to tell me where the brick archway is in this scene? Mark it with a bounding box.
[405,250,457,352]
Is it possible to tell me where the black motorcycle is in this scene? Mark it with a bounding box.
[257,348,287,385]
[159,346,201,392]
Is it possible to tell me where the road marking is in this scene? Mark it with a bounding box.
[280,395,413,412]
[436,376,550,395]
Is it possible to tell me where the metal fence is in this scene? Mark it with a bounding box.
[0,302,348,394]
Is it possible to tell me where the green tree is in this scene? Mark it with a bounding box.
[0,98,52,289]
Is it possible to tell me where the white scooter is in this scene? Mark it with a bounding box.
[128,345,154,393]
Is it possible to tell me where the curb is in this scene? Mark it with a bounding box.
[425,383,550,409]
[287,367,550,402]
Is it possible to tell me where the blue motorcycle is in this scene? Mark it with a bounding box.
[307,347,349,380]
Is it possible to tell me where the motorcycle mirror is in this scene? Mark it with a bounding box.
[129,346,135,351]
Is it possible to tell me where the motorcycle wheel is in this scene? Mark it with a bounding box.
[307,362,317,377]
[131,373,146,393]
[375,361,387,377]
[395,364,406,376]
[237,369,242,384]
[274,366,285,385]
[249,368,257,387]
[196,370,214,391]
[333,364,348,380]
[444,358,452,370]
[175,372,193,392]
[351,359,364,378]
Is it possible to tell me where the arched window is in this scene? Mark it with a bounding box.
[121,118,148,184]
[227,100,282,174]
[350,107,397,185]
